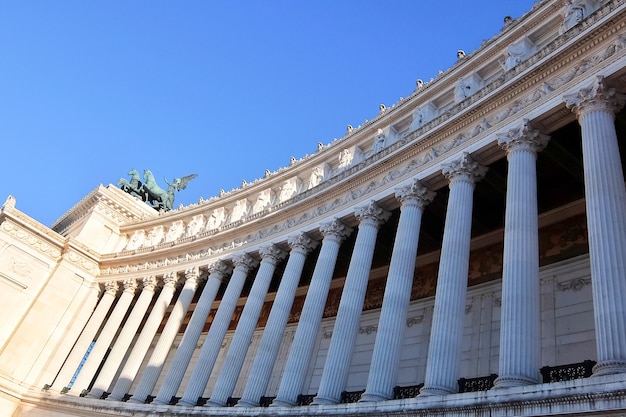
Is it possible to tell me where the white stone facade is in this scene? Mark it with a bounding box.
[2,1,626,416]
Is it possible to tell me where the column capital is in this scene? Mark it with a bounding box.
[162,272,179,288]
[208,260,233,279]
[103,281,119,296]
[442,152,488,185]
[395,179,436,209]
[232,253,259,273]
[288,232,320,254]
[497,119,550,157]
[259,244,288,264]
[320,218,353,242]
[355,201,391,228]
[122,278,139,294]
[184,266,200,280]
[564,76,626,121]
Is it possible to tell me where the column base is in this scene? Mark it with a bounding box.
[151,397,170,406]
[126,396,145,404]
[310,395,339,405]
[86,389,104,399]
[418,385,455,397]
[204,399,226,407]
[359,391,391,402]
[592,360,626,376]
[176,398,199,407]
[269,397,296,407]
[492,374,538,389]
[234,398,258,408]
[104,393,124,402]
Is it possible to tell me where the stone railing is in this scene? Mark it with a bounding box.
[540,360,596,383]
[393,384,424,399]
[458,374,498,393]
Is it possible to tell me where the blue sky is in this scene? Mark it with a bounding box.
[0,1,536,227]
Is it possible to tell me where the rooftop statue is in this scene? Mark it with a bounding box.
[118,169,197,211]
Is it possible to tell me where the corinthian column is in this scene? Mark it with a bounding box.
[68,279,138,395]
[87,276,158,399]
[53,281,118,393]
[493,121,549,389]
[565,76,626,376]
[153,261,231,405]
[207,244,287,407]
[178,253,258,407]
[312,201,391,405]
[107,272,180,401]
[420,153,487,396]
[237,233,319,407]
[361,180,435,402]
[272,219,353,407]
[129,267,201,403]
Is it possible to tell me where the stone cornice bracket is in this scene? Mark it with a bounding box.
[287,232,320,254]
[232,253,259,274]
[395,178,436,209]
[497,119,551,157]
[355,201,392,229]
[564,76,626,121]
[442,152,488,185]
[319,218,354,243]
[258,244,288,265]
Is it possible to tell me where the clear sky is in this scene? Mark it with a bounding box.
[1,1,537,227]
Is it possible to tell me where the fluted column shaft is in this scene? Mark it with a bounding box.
[312,201,391,405]
[87,276,158,399]
[207,245,287,407]
[178,254,258,407]
[53,282,117,392]
[420,153,487,396]
[361,181,434,402]
[129,267,201,403]
[272,219,353,407]
[565,77,626,375]
[153,261,231,405]
[237,234,319,407]
[494,121,549,388]
[68,279,138,395]
[107,272,180,401]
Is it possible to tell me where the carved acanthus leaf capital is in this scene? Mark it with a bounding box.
[259,244,288,264]
[232,253,259,273]
[184,266,200,281]
[103,281,119,296]
[564,76,626,121]
[208,260,232,280]
[355,201,391,228]
[288,232,319,254]
[123,278,139,294]
[142,276,158,291]
[497,119,550,156]
[320,218,353,242]
[162,272,179,287]
[442,152,488,185]
[395,179,436,209]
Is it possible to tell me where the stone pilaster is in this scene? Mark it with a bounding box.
[178,254,258,407]
[420,153,487,396]
[68,279,138,395]
[361,180,435,402]
[87,276,158,399]
[128,267,201,403]
[565,76,626,376]
[493,120,549,389]
[107,272,179,401]
[237,233,319,407]
[312,201,391,405]
[272,219,353,407]
[53,281,118,392]
[153,261,231,405]
[206,244,287,407]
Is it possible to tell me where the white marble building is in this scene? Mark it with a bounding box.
[2,0,626,416]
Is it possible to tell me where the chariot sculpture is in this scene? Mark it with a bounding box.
[118,169,197,211]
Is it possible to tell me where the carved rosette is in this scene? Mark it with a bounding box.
[355,201,391,229]
[319,218,354,243]
[497,119,550,157]
[258,244,287,265]
[232,253,259,274]
[564,76,626,121]
[123,278,139,294]
[103,281,119,296]
[395,179,436,210]
[442,152,488,185]
[288,232,319,255]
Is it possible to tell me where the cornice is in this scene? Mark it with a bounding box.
[0,218,63,261]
